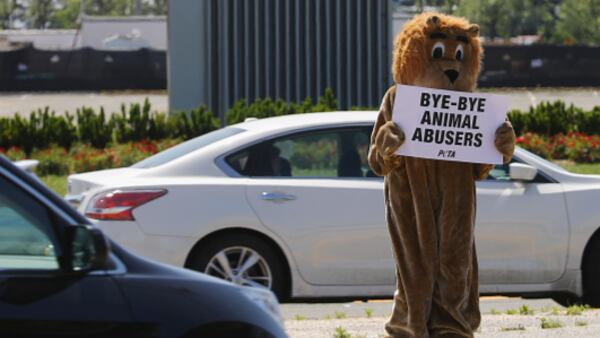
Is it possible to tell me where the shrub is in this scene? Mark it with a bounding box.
[225,88,339,125]
[509,100,600,136]
[516,132,600,163]
[112,100,153,143]
[69,144,115,173]
[0,139,181,176]
[0,99,219,151]
[35,147,70,176]
[2,146,26,161]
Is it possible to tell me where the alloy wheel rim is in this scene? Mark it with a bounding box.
[204,246,272,289]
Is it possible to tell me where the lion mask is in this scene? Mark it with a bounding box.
[392,12,482,92]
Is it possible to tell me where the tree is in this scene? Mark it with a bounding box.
[27,0,54,28]
[453,0,561,40]
[50,0,79,29]
[141,0,166,15]
[555,0,600,45]
[0,0,24,29]
[82,0,128,16]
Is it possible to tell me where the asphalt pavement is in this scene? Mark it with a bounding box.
[283,297,600,337]
[0,88,598,117]
[281,296,558,320]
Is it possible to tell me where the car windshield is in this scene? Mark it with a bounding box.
[132,127,245,169]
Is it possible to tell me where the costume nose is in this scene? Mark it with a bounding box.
[444,70,459,83]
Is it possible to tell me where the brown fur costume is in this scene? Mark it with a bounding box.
[368,13,515,338]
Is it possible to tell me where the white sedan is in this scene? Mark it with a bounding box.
[67,111,600,305]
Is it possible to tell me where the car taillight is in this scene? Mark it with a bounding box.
[85,189,167,221]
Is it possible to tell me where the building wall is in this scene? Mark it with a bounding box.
[168,0,392,121]
[0,30,79,50]
[81,16,167,50]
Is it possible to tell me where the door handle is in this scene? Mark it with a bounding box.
[260,192,296,201]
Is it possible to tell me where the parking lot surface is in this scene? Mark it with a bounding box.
[282,297,600,337]
[0,88,598,117]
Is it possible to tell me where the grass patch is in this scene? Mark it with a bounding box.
[500,324,526,331]
[566,304,587,316]
[364,308,373,318]
[555,161,600,175]
[333,326,352,338]
[40,175,67,196]
[293,314,306,320]
[550,307,561,315]
[490,308,501,315]
[575,320,588,326]
[505,309,518,315]
[540,317,563,329]
[519,305,535,315]
[334,311,347,319]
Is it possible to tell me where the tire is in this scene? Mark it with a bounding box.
[582,238,600,308]
[551,293,581,307]
[187,233,289,301]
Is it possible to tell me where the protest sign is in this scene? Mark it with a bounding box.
[392,84,508,164]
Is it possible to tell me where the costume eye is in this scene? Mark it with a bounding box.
[431,42,445,59]
[455,44,464,61]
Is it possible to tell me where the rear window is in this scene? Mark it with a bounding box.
[133,127,245,169]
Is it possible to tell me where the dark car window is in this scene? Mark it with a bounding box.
[133,127,245,169]
[0,176,59,270]
[226,127,372,178]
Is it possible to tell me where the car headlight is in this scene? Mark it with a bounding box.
[240,286,283,325]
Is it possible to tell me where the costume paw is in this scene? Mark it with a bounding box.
[376,121,405,159]
[495,121,516,163]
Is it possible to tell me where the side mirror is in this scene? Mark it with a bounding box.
[66,224,110,271]
[509,163,538,182]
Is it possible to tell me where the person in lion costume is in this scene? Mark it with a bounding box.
[368,13,516,338]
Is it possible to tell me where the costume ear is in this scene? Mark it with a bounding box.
[427,15,440,28]
[467,24,480,36]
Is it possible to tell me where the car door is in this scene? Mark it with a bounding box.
[227,126,394,286]
[475,159,569,286]
[0,171,134,336]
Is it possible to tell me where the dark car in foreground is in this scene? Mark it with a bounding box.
[0,156,287,338]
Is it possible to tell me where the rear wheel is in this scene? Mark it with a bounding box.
[582,237,600,307]
[187,234,289,301]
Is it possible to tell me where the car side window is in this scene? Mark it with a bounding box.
[0,176,59,270]
[226,128,372,178]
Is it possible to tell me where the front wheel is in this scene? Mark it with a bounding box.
[187,234,289,300]
[582,238,600,307]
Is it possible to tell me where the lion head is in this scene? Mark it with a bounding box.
[392,12,482,92]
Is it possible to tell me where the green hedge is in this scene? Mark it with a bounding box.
[1,89,599,158]
[225,88,339,124]
[508,101,600,136]
[0,99,219,155]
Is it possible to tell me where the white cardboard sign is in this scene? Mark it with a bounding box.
[392,84,507,164]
